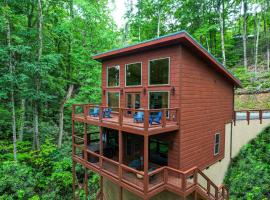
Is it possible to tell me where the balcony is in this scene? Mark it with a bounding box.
[72,104,180,135]
[72,147,229,200]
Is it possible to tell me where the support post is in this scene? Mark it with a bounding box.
[72,161,76,200]
[119,130,123,180]
[84,168,88,200]
[84,123,87,161]
[100,176,103,200]
[99,127,103,168]
[144,135,149,195]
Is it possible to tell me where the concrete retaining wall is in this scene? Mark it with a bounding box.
[203,119,270,186]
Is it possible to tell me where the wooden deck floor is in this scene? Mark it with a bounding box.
[74,113,179,135]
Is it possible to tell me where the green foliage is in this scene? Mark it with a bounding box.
[224,126,270,199]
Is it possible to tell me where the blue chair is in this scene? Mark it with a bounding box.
[103,108,112,118]
[133,111,144,123]
[149,111,162,125]
[89,107,99,117]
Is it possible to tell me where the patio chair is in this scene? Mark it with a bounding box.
[133,111,144,123]
[149,111,162,125]
[89,107,99,117]
[103,108,112,118]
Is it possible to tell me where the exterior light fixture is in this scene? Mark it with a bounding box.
[171,86,176,95]
[120,89,124,95]
[103,89,106,96]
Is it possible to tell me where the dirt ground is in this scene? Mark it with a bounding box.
[235,92,270,110]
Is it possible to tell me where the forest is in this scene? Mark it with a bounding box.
[0,0,269,199]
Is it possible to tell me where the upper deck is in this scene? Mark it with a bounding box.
[72,104,180,135]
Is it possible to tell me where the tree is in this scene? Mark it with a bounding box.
[4,0,17,161]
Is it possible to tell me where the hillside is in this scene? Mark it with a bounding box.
[224,126,270,199]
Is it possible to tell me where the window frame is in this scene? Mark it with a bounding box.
[125,61,142,87]
[148,57,170,86]
[106,91,120,108]
[214,133,221,156]
[106,65,120,88]
[148,91,170,109]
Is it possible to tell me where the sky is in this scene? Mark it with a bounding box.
[109,0,127,28]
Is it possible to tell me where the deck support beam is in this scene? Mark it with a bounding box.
[72,160,76,200]
[144,135,149,195]
[84,168,88,199]
[100,175,104,200]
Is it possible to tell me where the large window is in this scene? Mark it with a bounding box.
[149,58,169,85]
[214,133,220,155]
[107,66,120,87]
[125,62,142,86]
[149,91,169,109]
[107,92,120,108]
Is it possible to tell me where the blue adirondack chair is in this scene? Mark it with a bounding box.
[133,111,144,123]
[103,108,112,118]
[149,111,162,125]
[89,107,99,117]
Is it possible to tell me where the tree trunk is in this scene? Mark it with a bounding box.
[157,10,160,37]
[19,99,25,141]
[6,11,17,161]
[218,0,226,66]
[242,0,248,70]
[33,102,40,150]
[33,0,43,150]
[254,13,260,74]
[58,84,74,148]
[5,1,17,161]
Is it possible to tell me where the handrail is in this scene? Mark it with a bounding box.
[81,150,229,200]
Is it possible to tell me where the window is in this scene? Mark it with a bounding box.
[107,92,120,108]
[149,91,169,109]
[125,62,142,86]
[214,133,220,155]
[107,66,119,87]
[149,58,169,85]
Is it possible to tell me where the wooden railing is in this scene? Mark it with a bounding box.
[234,109,270,125]
[72,104,180,132]
[74,147,229,200]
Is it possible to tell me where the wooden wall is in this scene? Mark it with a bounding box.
[178,45,234,171]
[100,43,234,171]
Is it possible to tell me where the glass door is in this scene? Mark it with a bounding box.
[126,93,141,116]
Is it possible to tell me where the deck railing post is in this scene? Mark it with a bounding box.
[207,180,210,196]
[194,168,198,185]
[164,168,168,184]
[162,109,166,127]
[99,106,103,122]
[247,111,250,125]
[119,108,123,127]
[259,110,262,124]
[144,110,149,132]
[84,123,88,162]
[83,105,87,119]
[182,173,186,192]
[72,105,75,119]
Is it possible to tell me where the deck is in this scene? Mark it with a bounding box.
[72,151,229,199]
[72,104,180,135]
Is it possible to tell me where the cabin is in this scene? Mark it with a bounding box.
[71,31,242,200]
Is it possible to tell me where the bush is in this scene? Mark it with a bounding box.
[224,126,270,200]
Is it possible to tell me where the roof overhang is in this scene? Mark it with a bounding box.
[92,31,242,88]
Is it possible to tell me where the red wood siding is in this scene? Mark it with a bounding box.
[101,45,182,169]
[101,45,181,110]
[179,45,234,171]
